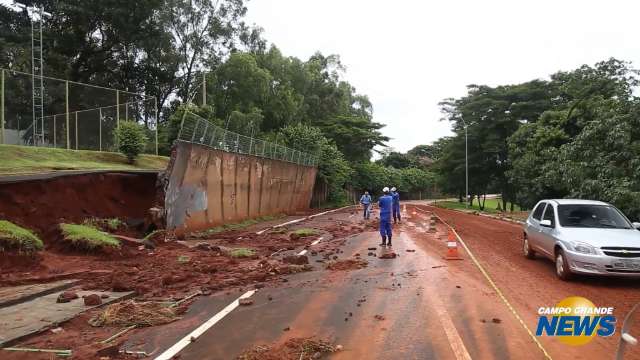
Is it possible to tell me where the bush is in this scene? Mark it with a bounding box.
[228,248,255,258]
[0,220,43,254]
[59,223,121,250]
[115,121,148,163]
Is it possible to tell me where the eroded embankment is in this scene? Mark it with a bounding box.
[0,171,160,238]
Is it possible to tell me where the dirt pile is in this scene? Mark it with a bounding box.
[238,337,336,360]
[89,300,181,327]
[326,259,368,271]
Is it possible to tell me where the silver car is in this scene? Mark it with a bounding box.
[523,199,640,280]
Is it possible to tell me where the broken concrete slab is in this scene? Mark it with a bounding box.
[0,290,134,347]
[0,279,79,309]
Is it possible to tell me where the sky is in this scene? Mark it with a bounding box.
[246,0,640,153]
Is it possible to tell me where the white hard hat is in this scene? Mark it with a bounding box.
[382,186,390,192]
[391,187,396,192]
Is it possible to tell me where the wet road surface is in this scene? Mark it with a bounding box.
[128,205,548,359]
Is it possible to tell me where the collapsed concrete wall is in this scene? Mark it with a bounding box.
[165,141,317,234]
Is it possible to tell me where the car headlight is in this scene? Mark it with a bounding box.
[570,241,597,255]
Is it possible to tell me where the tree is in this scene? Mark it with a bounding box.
[115,121,148,163]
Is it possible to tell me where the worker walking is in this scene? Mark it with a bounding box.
[378,187,393,247]
[391,187,401,224]
[359,190,372,219]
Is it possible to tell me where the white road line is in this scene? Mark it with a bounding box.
[154,290,257,360]
[298,236,324,255]
[256,206,354,235]
[427,287,473,360]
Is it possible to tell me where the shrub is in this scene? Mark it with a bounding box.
[292,228,318,237]
[83,217,124,231]
[115,121,148,163]
[0,220,43,254]
[59,223,121,250]
[229,248,255,258]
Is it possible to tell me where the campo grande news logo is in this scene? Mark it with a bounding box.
[535,296,616,346]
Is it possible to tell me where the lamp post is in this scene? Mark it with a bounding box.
[461,119,469,208]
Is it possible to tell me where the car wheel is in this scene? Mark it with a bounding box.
[523,236,535,259]
[555,249,574,281]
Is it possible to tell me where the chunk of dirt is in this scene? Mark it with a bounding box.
[492,318,502,324]
[237,337,335,360]
[367,247,377,250]
[406,249,416,252]
[374,314,386,321]
[326,259,368,271]
[239,298,254,306]
[282,254,309,265]
[83,293,102,306]
[379,252,397,259]
[57,291,79,303]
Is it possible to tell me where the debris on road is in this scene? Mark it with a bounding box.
[282,254,309,265]
[88,300,179,327]
[492,317,502,324]
[239,298,254,306]
[326,259,368,271]
[56,291,79,303]
[237,337,336,360]
[379,252,397,259]
[374,314,385,321]
[406,249,416,252]
[367,247,377,250]
[83,293,102,306]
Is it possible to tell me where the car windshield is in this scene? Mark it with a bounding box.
[557,204,632,229]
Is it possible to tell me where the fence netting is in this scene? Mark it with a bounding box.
[178,111,317,167]
[1,68,157,154]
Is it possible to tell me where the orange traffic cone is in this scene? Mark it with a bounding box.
[444,228,463,260]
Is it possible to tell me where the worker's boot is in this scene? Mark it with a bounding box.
[379,236,387,247]
[387,235,392,247]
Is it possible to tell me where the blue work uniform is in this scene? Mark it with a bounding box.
[391,191,401,223]
[378,194,393,245]
[359,194,372,219]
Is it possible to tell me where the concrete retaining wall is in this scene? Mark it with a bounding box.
[165,142,317,234]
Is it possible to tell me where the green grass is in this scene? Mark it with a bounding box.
[83,217,124,231]
[291,228,318,237]
[191,214,285,237]
[0,144,168,175]
[0,220,43,254]
[435,197,521,214]
[59,223,121,250]
[228,248,255,258]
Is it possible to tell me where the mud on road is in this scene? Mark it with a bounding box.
[3,203,638,359]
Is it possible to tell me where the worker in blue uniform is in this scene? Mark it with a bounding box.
[391,187,401,224]
[359,190,372,219]
[378,187,393,247]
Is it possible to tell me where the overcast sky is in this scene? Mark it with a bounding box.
[246,0,640,153]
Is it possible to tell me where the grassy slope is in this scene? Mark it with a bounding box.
[0,144,168,175]
[435,197,521,213]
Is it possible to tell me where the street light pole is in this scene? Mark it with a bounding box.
[465,123,468,208]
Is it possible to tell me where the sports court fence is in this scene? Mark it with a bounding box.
[0,68,158,154]
[177,111,318,167]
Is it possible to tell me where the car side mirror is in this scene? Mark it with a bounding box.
[540,219,552,227]
[632,222,640,230]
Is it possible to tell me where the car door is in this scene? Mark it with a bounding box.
[538,203,557,258]
[526,202,547,250]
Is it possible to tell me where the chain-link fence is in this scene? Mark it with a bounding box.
[178,111,317,167]
[0,68,158,154]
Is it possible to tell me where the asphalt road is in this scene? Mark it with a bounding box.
[125,205,550,359]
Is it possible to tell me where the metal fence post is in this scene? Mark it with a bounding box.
[98,108,102,151]
[75,111,78,149]
[191,118,199,142]
[154,100,158,155]
[53,114,56,147]
[202,72,207,106]
[235,133,240,152]
[116,90,119,127]
[0,69,4,144]
[65,81,69,149]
